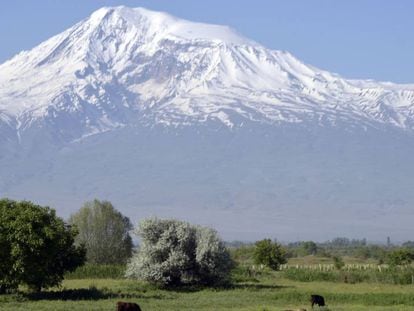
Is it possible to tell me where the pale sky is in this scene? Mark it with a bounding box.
[1,0,413,83]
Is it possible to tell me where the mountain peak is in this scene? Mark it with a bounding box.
[86,6,255,46]
[1,6,414,243]
[0,6,414,143]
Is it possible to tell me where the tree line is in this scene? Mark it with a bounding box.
[0,199,242,292]
[1,198,412,293]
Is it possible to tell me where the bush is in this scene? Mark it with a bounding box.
[253,239,287,270]
[69,199,133,265]
[126,218,233,287]
[0,199,86,292]
[387,248,414,266]
[299,241,318,256]
[333,256,345,270]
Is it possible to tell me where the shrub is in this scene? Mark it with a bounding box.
[0,199,86,292]
[333,256,345,270]
[300,241,318,256]
[253,239,287,270]
[126,218,233,286]
[387,248,414,266]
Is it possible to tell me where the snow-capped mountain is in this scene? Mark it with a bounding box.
[1,7,414,241]
[1,6,414,145]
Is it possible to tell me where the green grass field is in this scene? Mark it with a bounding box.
[2,270,414,310]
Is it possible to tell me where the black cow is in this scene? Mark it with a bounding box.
[310,294,325,308]
[116,301,142,311]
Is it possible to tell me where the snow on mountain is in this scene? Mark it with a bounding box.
[2,7,414,240]
[1,6,414,145]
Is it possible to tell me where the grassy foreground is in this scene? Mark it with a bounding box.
[1,272,414,310]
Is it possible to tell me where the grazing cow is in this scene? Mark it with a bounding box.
[116,301,142,311]
[310,294,325,308]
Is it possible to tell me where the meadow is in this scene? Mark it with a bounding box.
[1,262,414,310]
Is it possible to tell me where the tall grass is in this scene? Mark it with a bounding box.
[65,264,126,279]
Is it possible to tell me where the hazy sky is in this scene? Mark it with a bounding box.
[1,0,413,83]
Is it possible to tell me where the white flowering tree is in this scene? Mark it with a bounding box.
[126,218,233,286]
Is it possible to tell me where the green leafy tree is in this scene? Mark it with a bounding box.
[387,248,414,266]
[69,199,133,265]
[354,246,370,259]
[126,218,233,286]
[0,199,85,292]
[300,241,318,256]
[253,239,287,270]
